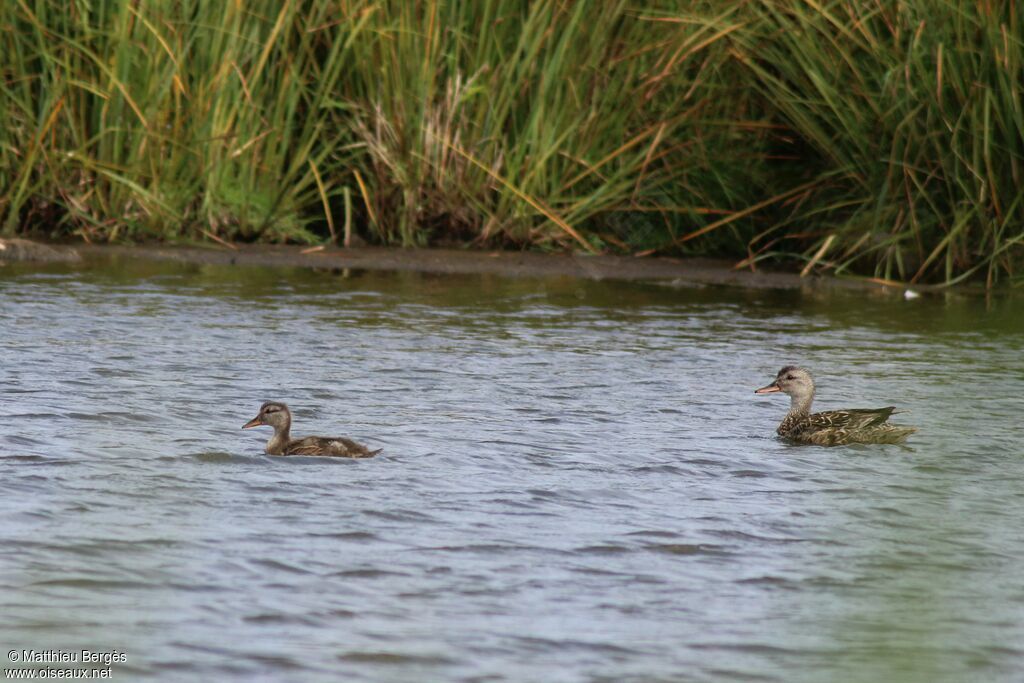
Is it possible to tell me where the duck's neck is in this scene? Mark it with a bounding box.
[266,422,291,455]
[777,390,814,436]
[787,390,814,418]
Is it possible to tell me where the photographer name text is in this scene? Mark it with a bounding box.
[8,651,126,666]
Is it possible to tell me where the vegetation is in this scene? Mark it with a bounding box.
[2,1,1022,285]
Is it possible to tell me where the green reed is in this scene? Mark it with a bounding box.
[334,0,763,252]
[734,0,1024,286]
[1,1,1022,285]
[1,0,357,242]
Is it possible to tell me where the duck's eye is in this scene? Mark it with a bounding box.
[785,375,795,380]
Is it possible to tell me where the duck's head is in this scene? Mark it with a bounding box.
[242,401,291,430]
[755,366,815,402]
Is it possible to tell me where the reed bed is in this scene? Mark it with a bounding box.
[735,1,1024,287]
[1,1,1022,285]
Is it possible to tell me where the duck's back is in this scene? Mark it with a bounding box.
[786,406,916,445]
[283,436,380,458]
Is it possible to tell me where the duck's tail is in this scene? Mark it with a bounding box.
[868,425,917,444]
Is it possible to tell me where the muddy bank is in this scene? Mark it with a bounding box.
[61,243,903,292]
[0,238,81,264]
[4,238,921,291]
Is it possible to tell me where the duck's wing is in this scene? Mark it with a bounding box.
[285,436,379,458]
[807,407,897,431]
[327,437,380,458]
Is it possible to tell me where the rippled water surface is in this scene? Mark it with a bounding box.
[2,256,1023,682]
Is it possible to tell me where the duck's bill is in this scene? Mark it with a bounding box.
[754,382,781,394]
[242,416,263,429]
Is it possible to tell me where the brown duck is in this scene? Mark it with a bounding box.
[755,366,916,446]
[242,402,380,457]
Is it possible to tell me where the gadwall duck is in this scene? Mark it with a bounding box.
[755,366,916,445]
[242,402,380,457]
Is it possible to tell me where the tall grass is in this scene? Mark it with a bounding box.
[1,1,357,242]
[337,1,763,253]
[1,1,1022,285]
[734,0,1024,286]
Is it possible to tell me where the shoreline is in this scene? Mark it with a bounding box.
[3,238,914,292]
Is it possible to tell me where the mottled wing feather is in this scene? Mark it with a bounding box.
[331,437,380,458]
[284,436,379,458]
[806,407,896,431]
[781,406,915,445]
